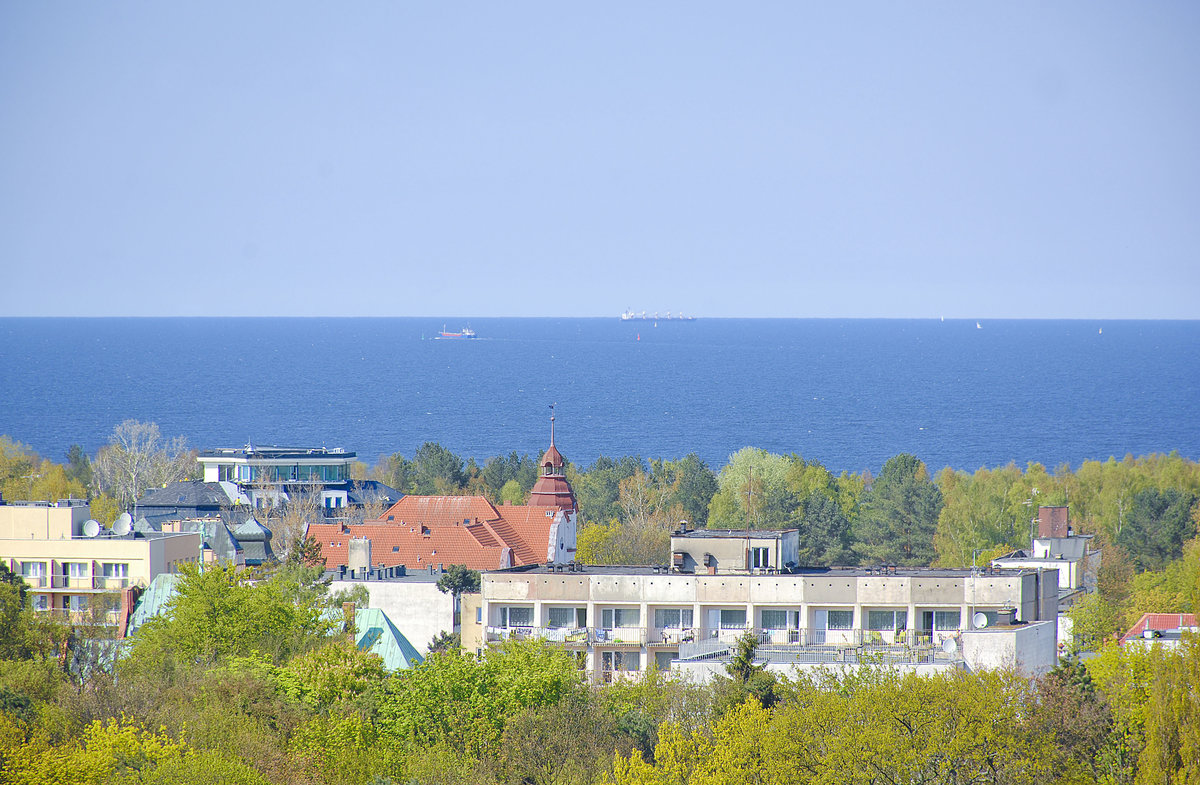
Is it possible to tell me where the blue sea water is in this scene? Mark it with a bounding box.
[1,318,1197,475]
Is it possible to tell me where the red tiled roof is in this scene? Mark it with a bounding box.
[314,494,571,572]
[1119,612,1198,644]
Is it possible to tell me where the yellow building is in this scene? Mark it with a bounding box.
[0,499,201,625]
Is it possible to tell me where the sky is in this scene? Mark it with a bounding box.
[1,3,1197,319]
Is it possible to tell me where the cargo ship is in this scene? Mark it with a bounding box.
[437,326,477,339]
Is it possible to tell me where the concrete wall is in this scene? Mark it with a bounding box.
[961,620,1057,676]
[330,578,456,655]
[0,503,92,540]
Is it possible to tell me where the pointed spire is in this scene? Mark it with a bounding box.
[549,402,556,446]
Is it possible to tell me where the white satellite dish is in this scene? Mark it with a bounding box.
[113,513,132,536]
[972,612,989,629]
[942,637,958,654]
[83,519,100,538]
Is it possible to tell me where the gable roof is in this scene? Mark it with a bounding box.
[1119,613,1198,644]
[311,494,570,572]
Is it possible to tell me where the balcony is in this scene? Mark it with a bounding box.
[93,576,131,590]
[50,575,96,589]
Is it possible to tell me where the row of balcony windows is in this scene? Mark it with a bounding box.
[484,624,977,648]
[491,607,970,634]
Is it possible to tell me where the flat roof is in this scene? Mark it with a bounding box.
[486,564,1042,578]
[198,446,354,460]
[672,528,796,539]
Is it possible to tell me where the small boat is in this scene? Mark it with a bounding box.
[437,325,476,339]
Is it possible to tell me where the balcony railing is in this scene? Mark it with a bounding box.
[50,575,96,589]
[484,625,961,664]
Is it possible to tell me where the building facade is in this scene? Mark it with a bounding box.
[0,499,200,628]
[474,530,1060,680]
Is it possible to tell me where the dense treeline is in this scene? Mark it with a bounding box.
[2,558,1199,784]
[4,428,1199,645]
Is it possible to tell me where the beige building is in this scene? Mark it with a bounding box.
[0,499,200,627]
[476,530,1060,680]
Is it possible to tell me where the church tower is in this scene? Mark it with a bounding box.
[528,406,578,514]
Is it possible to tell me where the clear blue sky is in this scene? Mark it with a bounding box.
[2,3,1197,318]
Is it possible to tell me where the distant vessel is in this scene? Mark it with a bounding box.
[437,326,476,339]
[621,309,695,321]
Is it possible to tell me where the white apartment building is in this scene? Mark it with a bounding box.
[474,530,1060,680]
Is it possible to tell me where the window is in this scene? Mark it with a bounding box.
[719,609,747,629]
[66,595,88,612]
[548,607,586,629]
[68,562,88,579]
[654,608,693,629]
[500,606,533,628]
[32,595,48,611]
[827,610,854,630]
[102,563,129,578]
[22,561,45,576]
[934,610,962,631]
[760,609,792,630]
[867,610,907,632]
[602,651,639,672]
[751,547,770,568]
[601,608,640,629]
[476,607,482,623]
[654,651,676,671]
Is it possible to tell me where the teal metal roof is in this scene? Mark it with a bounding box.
[125,573,181,638]
[353,607,424,671]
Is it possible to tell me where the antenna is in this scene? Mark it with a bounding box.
[942,637,958,654]
[83,519,100,538]
[113,513,132,537]
[972,612,989,629]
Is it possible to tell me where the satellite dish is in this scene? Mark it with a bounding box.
[972,612,989,629]
[113,514,132,536]
[942,637,958,654]
[83,519,100,538]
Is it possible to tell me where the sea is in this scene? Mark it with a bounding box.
[1,318,1197,476]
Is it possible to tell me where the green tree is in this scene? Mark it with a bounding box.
[790,492,852,566]
[412,442,467,494]
[376,638,584,758]
[1116,488,1198,571]
[571,455,644,525]
[707,448,795,529]
[651,453,718,529]
[126,562,332,667]
[65,444,93,491]
[856,453,942,566]
[436,565,481,596]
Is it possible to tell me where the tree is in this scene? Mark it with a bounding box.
[412,442,467,494]
[1117,488,1198,571]
[571,455,644,525]
[427,631,461,655]
[855,453,942,566]
[92,420,196,511]
[126,562,332,667]
[791,492,852,566]
[436,565,481,596]
[377,638,584,758]
[651,453,718,529]
[706,448,795,529]
[65,444,93,490]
